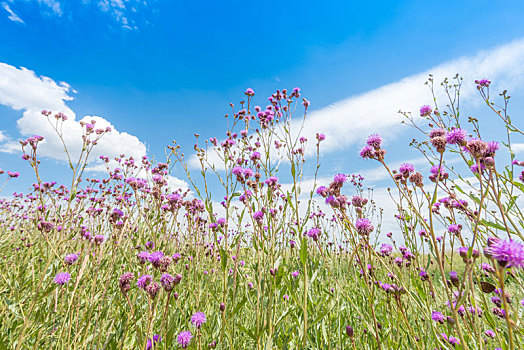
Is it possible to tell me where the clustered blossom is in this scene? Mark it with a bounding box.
[485,238,524,269]
[177,331,193,348]
[191,312,206,328]
[359,134,386,160]
[146,335,161,350]
[54,272,71,285]
[307,227,321,241]
[355,218,374,236]
[65,253,79,265]
[119,272,134,294]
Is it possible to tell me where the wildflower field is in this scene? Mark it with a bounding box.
[1,77,524,350]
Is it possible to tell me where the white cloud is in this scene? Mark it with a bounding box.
[96,0,141,29]
[2,2,24,23]
[295,37,524,156]
[37,0,62,16]
[512,143,524,154]
[0,61,188,189]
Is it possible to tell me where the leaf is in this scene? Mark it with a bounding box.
[220,247,228,272]
[300,237,308,266]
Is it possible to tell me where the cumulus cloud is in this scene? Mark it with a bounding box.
[294,38,524,156]
[0,61,188,189]
[2,2,24,23]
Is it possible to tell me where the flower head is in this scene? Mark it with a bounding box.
[355,218,374,235]
[446,128,467,145]
[65,253,79,265]
[366,134,382,149]
[146,335,161,350]
[420,105,432,117]
[485,238,524,268]
[177,331,193,348]
[54,272,71,285]
[137,274,153,289]
[191,312,206,328]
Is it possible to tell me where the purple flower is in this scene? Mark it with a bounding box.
[359,145,375,159]
[160,273,175,292]
[65,253,79,265]
[399,163,414,176]
[146,335,161,349]
[431,311,445,324]
[191,312,206,328]
[446,128,467,145]
[119,272,134,293]
[366,134,382,149]
[448,224,462,235]
[379,244,393,257]
[484,329,495,338]
[94,235,105,245]
[292,270,300,278]
[137,274,153,289]
[177,331,193,348]
[475,79,491,87]
[148,251,165,266]
[307,227,321,241]
[355,218,374,235]
[485,141,499,157]
[137,251,150,264]
[333,173,347,185]
[54,272,71,285]
[420,105,432,117]
[485,238,524,268]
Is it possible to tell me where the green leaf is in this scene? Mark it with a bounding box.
[300,237,308,266]
[220,247,228,272]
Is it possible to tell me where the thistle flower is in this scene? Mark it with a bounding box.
[485,238,524,268]
[177,330,193,348]
[146,282,160,299]
[94,235,105,245]
[191,312,206,328]
[366,134,382,149]
[332,173,347,186]
[446,128,467,145]
[307,227,321,241]
[160,273,175,292]
[54,272,71,285]
[379,244,393,257]
[431,311,445,324]
[448,224,462,235]
[146,335,161,349]
[420,105,432,117]
[359,145,375,159]
[64,253,79,265]
[355,218,374,235]
[345,325,354,337]
[399,163,414,177]
[137,251,150,264]
[119,272,134,294]
[148,251,165,268]
[137,274,153,289]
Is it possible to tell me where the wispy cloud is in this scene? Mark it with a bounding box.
[95,0,145,29]
[294,38,524,156]
[2,2,24,23]
[37,0,63,17]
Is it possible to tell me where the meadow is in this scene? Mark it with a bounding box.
[1,76,523,349]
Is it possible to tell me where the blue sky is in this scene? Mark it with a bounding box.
[2,0,524,206]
